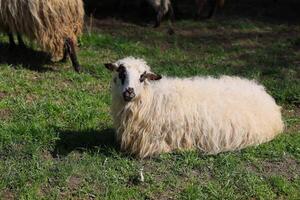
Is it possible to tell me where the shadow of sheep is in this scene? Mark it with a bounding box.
[0,42,54,72]
[52,128,119,157]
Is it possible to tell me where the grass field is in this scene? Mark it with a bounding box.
[0,1,300,199]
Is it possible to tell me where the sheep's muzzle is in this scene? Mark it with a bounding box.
[123,88,135,102]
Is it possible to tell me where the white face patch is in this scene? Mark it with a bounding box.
[125,68,142,91]
[108,57,161,102]
[112,64,146,101]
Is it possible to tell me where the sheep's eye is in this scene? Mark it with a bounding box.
[119,71,126,84]
[117,65,126,85]
[140,71,147,82]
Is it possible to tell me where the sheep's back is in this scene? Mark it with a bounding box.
[149,76,284,154]
[0,0,84,60]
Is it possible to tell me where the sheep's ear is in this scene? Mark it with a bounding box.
[145,73,162,81]
[104,63,117,71]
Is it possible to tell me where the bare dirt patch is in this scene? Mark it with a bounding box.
[1,189,14,200]
[283,107,300,133]
[0,91,7,99]
[68,175,82,191]
[262,158,300,180]
[0,108,12,120]
[247,156,300,180]
[85,17,137,34]
[25,94,39,104]
[41,150,54,161]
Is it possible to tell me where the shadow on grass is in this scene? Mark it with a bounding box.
[84,0,164,27]
[84,0,300,27]
[0,43,54,72]
[52,128,119,157]
[221,0,300,25]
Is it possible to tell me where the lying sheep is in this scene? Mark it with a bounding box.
[0,0,84,72]
[105,57,284,158]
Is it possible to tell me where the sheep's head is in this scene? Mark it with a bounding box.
[105,57,161,102]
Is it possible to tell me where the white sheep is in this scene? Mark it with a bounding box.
[105,57,284,158]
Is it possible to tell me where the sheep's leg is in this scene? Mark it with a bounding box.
[65,38,81,73]
[17,33,26,48]
[154,8,164,28]
[207,0,218,19]
[8,32,16,48]
[172,0,180,19]
[168,3,175,22]
[195,0,206,19]
[167,4,175,34]
[60,46,68,63]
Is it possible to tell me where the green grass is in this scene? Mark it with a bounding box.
[0,6,300,199]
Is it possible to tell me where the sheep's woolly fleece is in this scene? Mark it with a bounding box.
[0,0,84,60]
[110,57,284,158]
[146,0,171,15]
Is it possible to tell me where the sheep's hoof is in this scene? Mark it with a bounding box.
[74,66,82,73]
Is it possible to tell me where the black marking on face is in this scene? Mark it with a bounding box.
[117,65,126,85]
[139,71,147,82]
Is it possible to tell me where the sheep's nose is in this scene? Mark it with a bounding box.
[123,87,135,101]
